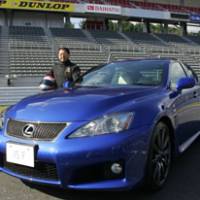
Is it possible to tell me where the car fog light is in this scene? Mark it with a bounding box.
[111,163,123,174]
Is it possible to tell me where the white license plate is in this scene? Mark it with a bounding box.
[6,142,35,168]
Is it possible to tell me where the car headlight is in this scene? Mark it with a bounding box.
[0,110,5,130]
[69,112,133,138]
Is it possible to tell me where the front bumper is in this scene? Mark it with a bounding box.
[0,125,151,191]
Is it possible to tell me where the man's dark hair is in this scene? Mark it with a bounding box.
[58,47,70,54]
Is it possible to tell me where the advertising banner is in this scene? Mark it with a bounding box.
[0,0,74,12]
[85,4,121,15]
[190,14,200,22]
[123,8,171,20]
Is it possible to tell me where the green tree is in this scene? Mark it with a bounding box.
[79,20,86,29]
[108,20,118,31]
[64,22,74,29]
[133,23,143,32]
[151,24,162,33]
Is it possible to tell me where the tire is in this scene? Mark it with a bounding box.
[145,122,172,190]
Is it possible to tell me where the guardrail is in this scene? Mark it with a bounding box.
[105,44,200,55]
[0,87,40,106]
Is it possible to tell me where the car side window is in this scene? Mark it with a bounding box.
[170,62,187,89]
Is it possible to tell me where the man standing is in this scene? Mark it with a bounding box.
[40,47,80,90]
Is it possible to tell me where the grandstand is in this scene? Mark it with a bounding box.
[1,0,200,105]
[42,0,200,13]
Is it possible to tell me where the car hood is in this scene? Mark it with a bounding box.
[7,86,161,122]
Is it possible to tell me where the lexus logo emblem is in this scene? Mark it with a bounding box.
[22,124,35,138]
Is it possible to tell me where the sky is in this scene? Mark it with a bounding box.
[188,24,200,33]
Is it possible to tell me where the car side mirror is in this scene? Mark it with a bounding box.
[170,77,196,98]
[176,77,195,92]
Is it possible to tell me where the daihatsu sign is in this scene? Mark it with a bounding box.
[85,4,121,15]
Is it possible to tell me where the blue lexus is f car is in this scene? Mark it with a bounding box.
[0,58,200,191]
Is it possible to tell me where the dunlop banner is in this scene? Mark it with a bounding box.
[0,0,74,12]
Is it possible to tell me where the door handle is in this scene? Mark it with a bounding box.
[193,91,198,98]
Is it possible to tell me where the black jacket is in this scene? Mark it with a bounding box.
[48,60,80,88]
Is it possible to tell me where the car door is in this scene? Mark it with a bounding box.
[181,63,200,139]
[169,62,200,148]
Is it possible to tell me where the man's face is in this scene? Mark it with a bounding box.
[58,49,70,63]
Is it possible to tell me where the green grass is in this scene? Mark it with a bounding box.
[0,106,8,112]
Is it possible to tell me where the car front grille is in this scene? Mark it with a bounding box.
[6,119,67,140]
[3,159,58,181]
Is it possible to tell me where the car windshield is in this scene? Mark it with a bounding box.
[75,60,165,87]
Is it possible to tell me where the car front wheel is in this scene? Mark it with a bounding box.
[145,121,172,190]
